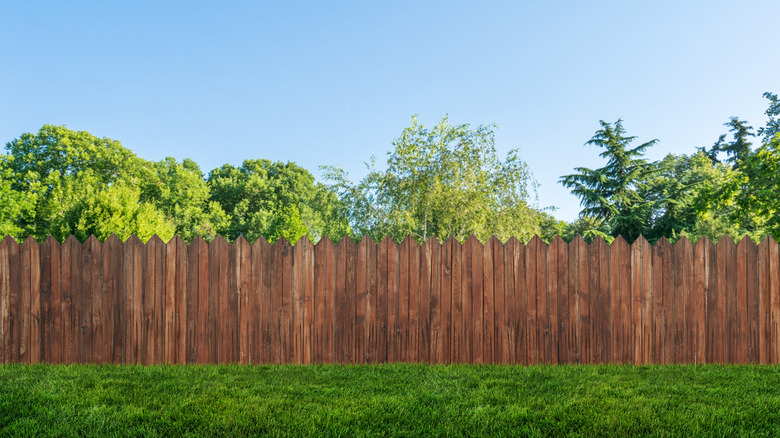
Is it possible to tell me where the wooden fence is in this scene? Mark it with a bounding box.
[0,233,779,365]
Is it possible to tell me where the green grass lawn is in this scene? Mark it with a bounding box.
[1,364,779,437]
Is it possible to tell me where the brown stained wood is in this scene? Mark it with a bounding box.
[0,239,10,364]
[355,238,367,364]
[39,238,55,364]
[289,239,301,364]
[398,237,410,362]
[196,237,210,364]
[295,239,308,364]
[226,238,241,364]
[304,238,316,364]
[165,237,177,364]
[208,236,222,364]
[724,237,737,364]
[745,238,758,363]
[281,239,293,364]
[672,238,686,364]
[251,238,268,364]
[630,238,642,365]
[8,238,21,364]
[588,237,602,365]
[186,238,201,364]
[356,238,370,364]
[515,241,528,365]
[526,237,538,364]
[552,237,569,364]
[461,237,473,364]
[692,238,705,364]
[123,236,141,364]
[175,237,187,365]
[428,239,441,364]
[103,235,122,364]
[610,237,624,364]
[702,238,717,364]
[736,238,748,364]
[237,237,251,365]
[769,237,779,364]
[655,238,672,364]
[492,237,505,364]
[599,237,611,364]
[614,237,630,364]
[471,236,484,364]
[716,237,728,364]
[451,238,463,364]
[386,238,399,363]
[640,237,653,364]
[682,237,695,364]
[442,238,455,364]
[21,237,36,364]
[408,239,420,363]
[651,239,664,364]
[270,239,283,364]
[567,237,581,364]
[758,238,769,364]
[503,238,517,364]
[79,236,97,364]
[333,239,345,363]
[148,236,166,364]
[575,237,589,365]
[482,237,495,364]
[376,237,389,363]
[546,238,558,365]
[419,238,433,364]
[535,237,549,364]
[345,239,357,364]
[324,237,336,364]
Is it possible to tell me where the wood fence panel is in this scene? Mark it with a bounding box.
[186,237,201,364]
[725,238,737,364]
[736,238,748,364]
[41,237,58,363]
[164,237,177,364]
[22,237,38,364]
[702,238,717,364]
[345,239,356,364]
[442,237,455,364]
[193,237,209,364]
[470,236,483,364]
[758,238,769,364]
[503,238,517,364]
[526,237,539,365]
[237,237,251,365]
[481,237,494,365]
[0,238,11,364]
[9,238,22,364]
[103,235,122,364]
[653,238,668,364]
[451,237,463,364]
[408,239,420,363]
[716,237,728,364]
[376,237,388,363]
[356,237,368,364]
[386,238,399,363]
[281,239,293,364]
[427,238,441,364]
[551,236,568,364]
[745,238,759,363]
[491,237,505,364]
[769,237,780,364]
[420,238,434,364]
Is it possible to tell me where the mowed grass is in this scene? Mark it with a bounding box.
[1,364,779,437]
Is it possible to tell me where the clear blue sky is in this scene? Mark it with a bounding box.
[2,1,778,222]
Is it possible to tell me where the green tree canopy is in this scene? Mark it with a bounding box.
[323,116,543,243]
[560,120,657,242]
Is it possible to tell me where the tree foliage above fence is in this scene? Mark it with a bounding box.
[1,232,778,366]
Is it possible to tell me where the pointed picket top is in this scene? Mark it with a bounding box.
[633,235,650,248]
[1,235,18,248]
[590,234,608,250]
[316,235,334,249]
[694,235,714,250]
[145,234,165,247]
[425,235,441,248]
[655,236,671,248]
[444,235,460,246]
[252,235,270,251]
[233,234,250,247]
[527,234,546,250]
[486,235,502,248]
[358,235,376,249]
[464,234,481,247]
[84,234,101,247]
[168,234,185,247]
[570,234,587,246]
[504,235,521,249]
[42,235,60,249]
[608,234,626,247]
[124,234,142,246]
[715,234,736,248]
[291,235,312,248]
[378,235,397,249]
[737,235,758,249]
[211,234,228,247]
[105,233,122,247]
[272,236,290,248]
[335,235,356,250]
[21,234,38,248]
[401,234,419,247]
[549,234,566,247]
[764,234,778,246]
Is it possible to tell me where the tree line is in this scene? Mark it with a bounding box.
[1,92,778,244]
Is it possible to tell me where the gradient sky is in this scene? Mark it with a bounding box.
[2,1,779,222]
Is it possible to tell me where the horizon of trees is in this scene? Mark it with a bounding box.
[1,92,778,245]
